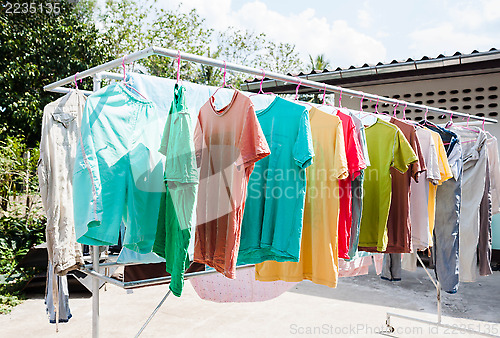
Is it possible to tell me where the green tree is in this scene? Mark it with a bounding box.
[0,0,113,146]
[192,27,304,87]
[309,54,331,71]
[304,54,332,103]
[97,1,304,88]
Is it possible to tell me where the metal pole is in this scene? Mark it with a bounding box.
[386,312,500,337]
[91,74,102,338]
[91,246,100,338]
[43,47,155,91]
[134,290,172,338]
[437,281,442,324]
[42,46,497,124]
[151,46,497,123]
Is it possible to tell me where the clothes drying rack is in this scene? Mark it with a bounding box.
[43,46,499,338]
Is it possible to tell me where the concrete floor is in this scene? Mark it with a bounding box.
[1,267,499,337]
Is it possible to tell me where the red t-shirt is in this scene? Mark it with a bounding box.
[336,110,366,259]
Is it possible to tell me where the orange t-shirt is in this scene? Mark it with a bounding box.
[194,90,270,278]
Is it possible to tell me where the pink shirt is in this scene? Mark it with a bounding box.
[190,266,297,302]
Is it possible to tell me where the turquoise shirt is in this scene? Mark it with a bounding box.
[238,97,314,264]
[74,82,165,253]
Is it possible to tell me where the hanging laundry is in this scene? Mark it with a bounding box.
[190,266,297,303]
[152,84,199,297]
[478,157,492,276]
[194,90,270,278]
[338,255,383,277]
[381,253,403,281]
[486,135,500,214]
[409,127,441,250]
[364,118,425,255]
[402,127,441,273]
[420,120,462,294]
[38,90,85,275]
[386,118,425,252]
[237,96,314,265]
[255,107,347,288]
[427,129,454,247]
[379,118,425,281]
[45,262,72,324]
[358,118,418,252]
[347,111,370,260]
[336,110,366,259]
[449,125,487,283]
[74,82,165,252]
[478,134,500,276]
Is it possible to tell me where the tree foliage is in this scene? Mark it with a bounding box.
[309,54,331,71]
[0,0,113,146]
[98,0,304,87]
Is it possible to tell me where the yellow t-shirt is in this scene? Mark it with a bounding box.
[427,130,453,245]
[255,107,348,287]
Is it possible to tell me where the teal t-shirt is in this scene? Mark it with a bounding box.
[237,97,314,264]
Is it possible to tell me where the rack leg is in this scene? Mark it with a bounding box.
[92,246,100,338]
[437,281,441,324]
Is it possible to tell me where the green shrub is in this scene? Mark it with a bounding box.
[0,136,44,314]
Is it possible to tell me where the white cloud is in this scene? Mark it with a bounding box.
[483,0,500,21]
[409,23,495,56]
[157,0,386,68]
[448,0,500,29]
[357,9,372,29]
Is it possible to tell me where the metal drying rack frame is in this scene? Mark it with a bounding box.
[43,46,499,338]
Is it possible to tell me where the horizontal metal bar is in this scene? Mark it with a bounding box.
[80,263,254,289]
[48,87,94,96]
[81,268,125,288]
[122,264,255,289]
[99,71,123,81]
[151,47,496,123]
[387,312,500,337]
[43,47,155,91]
[44,46,497,123]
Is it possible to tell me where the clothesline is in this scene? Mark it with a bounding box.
[41,47,499,338]
[43,46,498,124]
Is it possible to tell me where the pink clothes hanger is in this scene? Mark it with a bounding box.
[319,83,334,107]
[358,97,379,120]
[360,94,365,112]
[176,50,182,85]
[293,77,313,107]
[445,111,454,128]
[402,103,407,120]
[424,107,429,121]
[460,116,481,133]
[392,102,399,118]
[121,55,148,100]
[211,60,236,98]
[249,69,275,97]
[338,88,343,108]
[294,77,302,101]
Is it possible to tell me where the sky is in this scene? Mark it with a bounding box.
[156,0,500,69]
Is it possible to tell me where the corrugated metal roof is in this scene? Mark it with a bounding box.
[243,48,500,87]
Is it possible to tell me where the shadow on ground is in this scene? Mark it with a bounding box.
[288,266,500,323]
